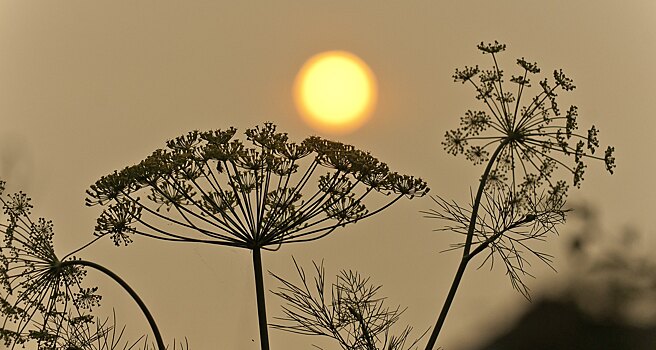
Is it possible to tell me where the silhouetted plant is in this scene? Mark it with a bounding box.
[86,123,429,350]
[0,180,169,350]
[271,259,425,350]
[422,41,615,349]
[426,182,565,299]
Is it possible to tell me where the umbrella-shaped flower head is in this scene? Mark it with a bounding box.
[429,41,616,298]
[0,180,101,349]
[86,123,429,249]
[85,123,429,350]
[445,41,615,206]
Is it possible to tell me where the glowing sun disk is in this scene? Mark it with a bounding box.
[294,51,377,133]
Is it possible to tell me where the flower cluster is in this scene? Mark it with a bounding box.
[446,41,615,201]
[86,123,429,250]
[0,180,101,349]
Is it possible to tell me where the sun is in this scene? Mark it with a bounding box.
[293,51,377,134]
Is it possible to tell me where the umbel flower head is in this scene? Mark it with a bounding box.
[429,41,616,298]
[87,123,428,350]
[0,180,101,349]
[445,41,615,201]
[86,123,429,249]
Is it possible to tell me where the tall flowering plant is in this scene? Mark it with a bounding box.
[86,123,429,350]
[422,41,615,349]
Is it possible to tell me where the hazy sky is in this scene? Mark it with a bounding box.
[1,1,655,349]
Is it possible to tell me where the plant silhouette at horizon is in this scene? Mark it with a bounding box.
[422,41,616,350]
[86,122,429,350]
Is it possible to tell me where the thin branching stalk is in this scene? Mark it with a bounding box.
[424,141,507,350]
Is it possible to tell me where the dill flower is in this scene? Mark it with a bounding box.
[86,123,429,350]
[436,41,616,291]
[86,123,429,249]
[0,181,100,349]
[423,41,616,349]
[445,42,615,200]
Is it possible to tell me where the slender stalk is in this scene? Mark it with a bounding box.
[58,260,166,350]
[424,141,508,350]
[252,246,270,350]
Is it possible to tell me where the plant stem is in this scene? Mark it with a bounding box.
[252,246,271,350]
[59,259,166,350]
[424,141,507,350]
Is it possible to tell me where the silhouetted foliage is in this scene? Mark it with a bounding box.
[271,259,425,350]
[476,298,656,350]
[565,206,656,326]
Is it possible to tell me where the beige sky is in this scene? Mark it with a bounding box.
[1,1,655,349]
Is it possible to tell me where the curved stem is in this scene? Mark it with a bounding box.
[59,260,166,350]
[252,247,270,350]
[424,140,508,350]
